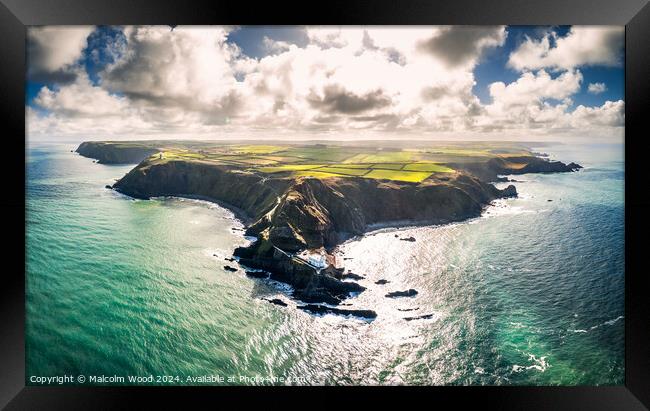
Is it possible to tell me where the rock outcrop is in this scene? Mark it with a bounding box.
[110,157,522,305]
[386,289,418,298]
[114,159,288,221]
[246,174,517,251]
[234,239,365,305]
[452,156,582,182]
[109,158,520,305]
[78,142,582,309]
[297,304,377,319]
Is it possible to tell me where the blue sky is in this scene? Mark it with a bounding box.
[472,26,623,106]
[26,25,625,140]
[26,26,127,105]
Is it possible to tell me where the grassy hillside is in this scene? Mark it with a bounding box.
[108,141,533,183]
[77,140,543,183]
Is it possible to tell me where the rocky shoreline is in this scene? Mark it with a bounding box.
[77,142,582,316]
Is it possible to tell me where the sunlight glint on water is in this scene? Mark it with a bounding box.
[26,142,624,385]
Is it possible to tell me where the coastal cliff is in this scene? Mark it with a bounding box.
[247,174,515,252]
[113,160,287,220]
[78,141,581,310]
[452,156,582,181]
[76,142,159,164]
[111,157,516,305]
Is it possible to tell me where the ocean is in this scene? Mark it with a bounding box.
[26,141,624,385]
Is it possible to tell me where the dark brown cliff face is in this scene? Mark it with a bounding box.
[265,178,366,252]
[234,172,515,304]
[113,159,517,253]
[491,156,583,174]
[113,160,289,221]
[234,240,364,305]
[260,175,514,252]
[106,156,582,307]
[81,141,580,307]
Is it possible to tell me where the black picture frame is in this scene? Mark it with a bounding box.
[2,0,649,409]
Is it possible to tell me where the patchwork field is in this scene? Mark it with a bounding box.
[126,141,535,183]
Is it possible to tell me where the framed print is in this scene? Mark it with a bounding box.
[1,0,649,409]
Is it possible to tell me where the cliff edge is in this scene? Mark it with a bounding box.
[76,142,160,164]
[112,157,517,306]
[78,141,581,311]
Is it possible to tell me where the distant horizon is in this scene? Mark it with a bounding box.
[28,136,624,146]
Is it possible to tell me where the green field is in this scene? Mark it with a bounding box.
[144,141,535,183]
[365,169,432,182]
[403,162,455,173]
[294,170,349,179]
[257,164,325,173]
[276,147,353,162]
[371,163,405,170]
[230,145,285,154]
[318,166,369,176]
[345,151,415,163]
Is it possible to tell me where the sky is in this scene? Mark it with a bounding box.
[26,25,624,142]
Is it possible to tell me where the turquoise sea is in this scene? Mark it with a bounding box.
[26,141,624,385]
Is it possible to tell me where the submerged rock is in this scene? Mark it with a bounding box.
[223,265,238,272]
[500,184,517,198]
[245,270,269,279]
[342,272,365,280]
[404,313,434,321]
[375,279,390,285]
[386,289,418,298]
[297,304,377,319]
[265,298,288,307]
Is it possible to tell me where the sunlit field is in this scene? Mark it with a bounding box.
[134,142,535,183]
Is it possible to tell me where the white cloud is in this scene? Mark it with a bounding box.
[207,26,496,133]
[28,26,94,83]
[470,69,622,138]
[27,26,624,141]
[28,71,160,138]
[263,36,292,54]
[35,71,129,117]
[488,69,582,110]
[508,26,623,71]
[101,27,247,112]
[570,100,624,128]
[588,82,607,94]
[306,27,366,49]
